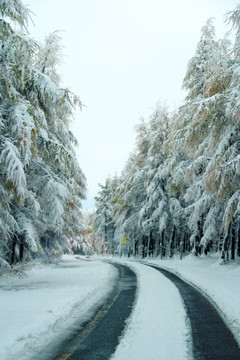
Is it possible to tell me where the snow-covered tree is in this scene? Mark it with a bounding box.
[95,176,118,254]
[183,18,219,101]
[137,104,171,257]
[35,31,63,86]
[95,6,240,261]
[0,0,86,265]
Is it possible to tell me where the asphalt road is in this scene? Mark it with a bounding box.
[148,264,240,360]
[52,262,137,360]
[41,261,240,360]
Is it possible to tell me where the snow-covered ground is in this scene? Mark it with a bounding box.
[0,254,239,360]
[0,256,117,360]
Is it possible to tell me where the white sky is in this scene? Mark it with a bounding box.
[26,0,237,209]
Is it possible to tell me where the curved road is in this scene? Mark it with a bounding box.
[43,261,240,360]
[53,262,137,360]
[148,264,240,360]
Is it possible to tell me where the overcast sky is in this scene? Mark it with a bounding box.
[26,0,237,208]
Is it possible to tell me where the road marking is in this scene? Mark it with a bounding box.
[55,265,124,360]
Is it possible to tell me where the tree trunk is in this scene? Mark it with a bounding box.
[237,222,240,257]
[147,235,150,257]
[10,235,17,265]
[184,233,188,253]
[149,230,154,257]
[180,241,183,260]
[160,229,165,259]
[142,236,147,258]
[134,240,138,256]
[222,222,231,261]
[171,226,176,257]
[231,223,235,260]
[18,234,24,261]
[19,241,24,261]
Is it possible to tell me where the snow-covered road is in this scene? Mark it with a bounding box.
[0,255,240,359]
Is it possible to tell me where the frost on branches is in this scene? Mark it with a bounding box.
[0,0,86,266]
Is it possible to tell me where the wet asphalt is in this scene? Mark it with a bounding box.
[46,261,240,360]
[148,264,240,360]
[53,262,137,360]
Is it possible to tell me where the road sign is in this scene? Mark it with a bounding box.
[121,236,127,244]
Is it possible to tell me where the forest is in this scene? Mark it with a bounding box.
[0,1,239,267]
[94,8,240,261]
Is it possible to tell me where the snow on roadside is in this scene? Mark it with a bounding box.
[1,253,239,360]
[0,255,117,360]
[111,261,191,360]
[140,254,240,348]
